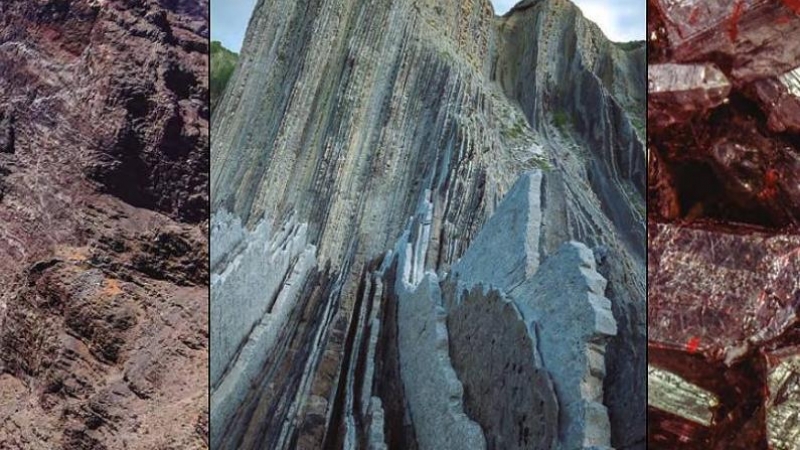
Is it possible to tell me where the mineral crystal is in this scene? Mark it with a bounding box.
[648,2,800,447]
[767,353,800,449]
[648,63,731,127]
[750,66,800,132]
[652,0,800,81]
[649,222,800,362]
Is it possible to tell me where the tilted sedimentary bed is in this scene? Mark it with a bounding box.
[0,0,209,448]
[210,0,645,448]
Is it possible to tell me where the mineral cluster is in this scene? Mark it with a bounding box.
[648,0,800,448]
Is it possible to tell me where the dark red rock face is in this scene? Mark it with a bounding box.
[0,0,209,448]
[0,0,209,223]
[648,0,800,447]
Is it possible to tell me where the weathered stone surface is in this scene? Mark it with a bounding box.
[512,242,617,450]
[0,202,209,450]
[494,7,647,444]
[450,171,543,293]
[0,0,209,447]
[395,268,486,450]
[209,211,315,388]
[210,0,645,448]
[446,167,619,449]
[366,398,389,450]
[209,211,318,448]
[0,110,13,154]
[444,284,558,450]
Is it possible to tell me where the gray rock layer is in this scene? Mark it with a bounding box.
[210,0,645,448]
[444,284,559,450]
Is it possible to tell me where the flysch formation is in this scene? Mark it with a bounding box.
[210,0,645,449]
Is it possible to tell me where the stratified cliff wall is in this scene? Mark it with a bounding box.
[210,0,645,448]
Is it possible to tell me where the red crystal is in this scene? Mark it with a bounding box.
[648,1,800,447]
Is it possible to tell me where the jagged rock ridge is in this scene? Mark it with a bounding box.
[0,0,210,448]
[210,0,645,449]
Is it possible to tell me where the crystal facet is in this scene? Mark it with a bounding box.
[648,1,800,446]
[648,63,731,127]
[653,0,800,81]
[750,66,800,132]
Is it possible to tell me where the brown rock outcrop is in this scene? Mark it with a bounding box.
[0,0,209,448]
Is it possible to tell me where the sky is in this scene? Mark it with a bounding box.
[492,0,645,42]
[211,0,258,51]
[211,0,644,52]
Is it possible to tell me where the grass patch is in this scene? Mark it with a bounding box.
[503,116,528,139]
[553,110,571,133]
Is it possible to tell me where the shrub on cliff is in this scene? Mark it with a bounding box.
[210,41,238,113]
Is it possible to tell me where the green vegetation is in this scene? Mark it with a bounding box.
[210,41,239,113]
[503,116,528,139]
[613,40,645,51]
[529,154,553,171]
[553,110,571,133]
[622,101,645,137]
[630,115,645,138]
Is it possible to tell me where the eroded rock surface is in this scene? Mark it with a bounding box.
[211,0,645,448]
[396,272,486,450]
[0,0,209,448]
[445,284,559,450]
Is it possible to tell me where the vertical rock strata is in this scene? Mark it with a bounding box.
[395,272,487,450]
[211,0,645,448]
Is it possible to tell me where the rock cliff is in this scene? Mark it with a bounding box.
[210,0,645,448]
[0,0,209,448]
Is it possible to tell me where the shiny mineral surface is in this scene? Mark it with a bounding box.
[648,0,800,447]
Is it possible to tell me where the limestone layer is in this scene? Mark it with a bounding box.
[210,0,645,448]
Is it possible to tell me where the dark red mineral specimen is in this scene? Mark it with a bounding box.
[648,1,800,448]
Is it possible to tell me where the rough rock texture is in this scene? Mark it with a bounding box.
[511,242,617,449]
[647,1,800,447]
[210,0,645,448]
[449,171,544,291]
[447,176,617,449]
[444,284,559,450]
[395,272,486,450]
[209,211,318,444]
[0,0,209,448]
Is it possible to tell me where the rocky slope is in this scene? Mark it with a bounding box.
[0,0,209,448]
[210,0,645,448]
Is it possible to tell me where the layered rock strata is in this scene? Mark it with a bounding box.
[211,0,645,448]
[0,0,209,448]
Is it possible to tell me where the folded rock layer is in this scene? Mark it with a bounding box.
[210,0,645,448]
